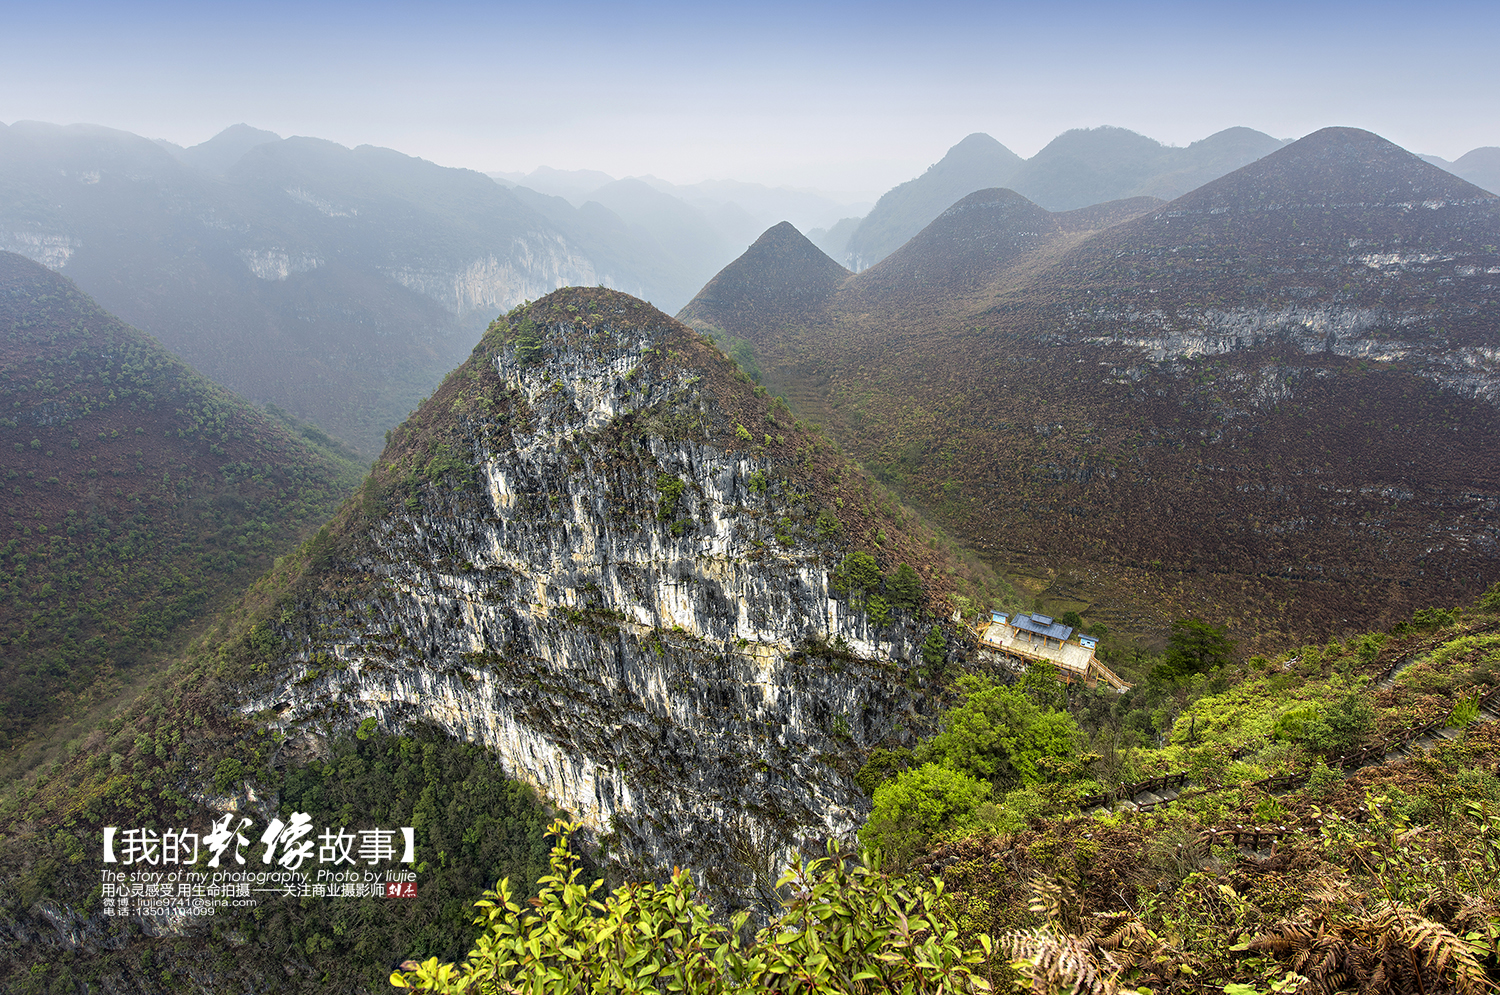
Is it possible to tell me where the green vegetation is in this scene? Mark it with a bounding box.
[656,474,686,520]
[831,551,927,625]
[848,596,1500,994]
[0,260,362,762]
[1150,618,1237,682]
[0,704,552,994]
[860,671,1084,863]
[512,316,544,366]
[392,821,994,994]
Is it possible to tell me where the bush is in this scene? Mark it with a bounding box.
[513,318,543,365]
[918,675,1081,789]
[1412,606,1458,631]
[1306,692,1375,756]
[832,551,880,598]
[859,764,992,866]
[392,821,995,994]
[854,746,915,795]
[922,626,947,676]
[1151,618,1236,681]
[887,563,921,611]
[656,474,686,521]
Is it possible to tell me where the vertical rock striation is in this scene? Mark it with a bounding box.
[241,288,950,908]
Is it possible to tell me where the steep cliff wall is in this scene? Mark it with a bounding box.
[382,235,641,326]
[240,288,956,909]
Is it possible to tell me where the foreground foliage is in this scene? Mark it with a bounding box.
[904,593,1500,995]
[392,822,995,994]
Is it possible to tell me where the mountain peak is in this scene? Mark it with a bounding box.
[855,188,1057,295]
[939,133,1022,165]
[174,123,282,172]
[844,135,1025,268]
[1179,126,1497,208]
[678,222,849,333]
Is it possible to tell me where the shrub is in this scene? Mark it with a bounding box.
[859,764,992,866]
[922,626,947,676]
[1412,606,1458,631]
[887,563,921,611]
[832,551,880,598]
[1306,692,1375,756]
[855,746,915,795]
[392,821,994,994]
[656,474,686,521]
[918,675,1081,789]
[1151,618,1236,681]
[513,318,543,365]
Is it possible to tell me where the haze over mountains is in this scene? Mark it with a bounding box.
[0,252,360,755]
[683,127,1500,643]
[828,127,1290,269]
[0,123,773,452]
[6,116,1495,461]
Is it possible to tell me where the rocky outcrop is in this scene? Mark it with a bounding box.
[243,291,946,909]
[384,236,613,324]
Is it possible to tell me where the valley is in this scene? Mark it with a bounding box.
[2,117,1500,995]
[682,128,1500,648]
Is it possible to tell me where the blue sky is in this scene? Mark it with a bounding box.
[3,0,1496,198]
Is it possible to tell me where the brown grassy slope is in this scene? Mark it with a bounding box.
[678,129,1500,649]
[1033,126,1500,341]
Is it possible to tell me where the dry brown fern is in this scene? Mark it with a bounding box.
[1364,904,1493,995]
[1248,903,1495,995]
[1000,926,1120,995]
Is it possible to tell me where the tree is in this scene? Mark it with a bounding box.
[854,746,915,795]
[858,763,991,867]
[917,674,1081,789]
[886,563,922,611]
[921,625,947,676]
[832,550,880,598]
[513,317,543,365]
[1151,618,1236,681]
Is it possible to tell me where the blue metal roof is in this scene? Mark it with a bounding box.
[1011,613,1074,642]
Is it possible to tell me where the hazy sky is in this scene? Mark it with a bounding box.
[3,0,1496,199]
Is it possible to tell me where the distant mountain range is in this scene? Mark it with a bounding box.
[682,127,1500,644]
[826,127,1500,273]
[0,123,752,452]
[1420,147,1500,200]
[834,127,1291,269]
[5,118,1494,461]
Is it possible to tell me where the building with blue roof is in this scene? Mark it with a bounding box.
[974,611,1129,691]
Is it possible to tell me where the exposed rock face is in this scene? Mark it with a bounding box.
[1049,128,1500,401]
[244,290,943,908]
[384,236,611,324]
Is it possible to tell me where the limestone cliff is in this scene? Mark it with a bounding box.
[239,287,957,909]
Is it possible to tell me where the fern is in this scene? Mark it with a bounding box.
[1001,926,1120,995]
[1248,903,1494,995]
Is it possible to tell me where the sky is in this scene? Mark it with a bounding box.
[3,0,1497,201]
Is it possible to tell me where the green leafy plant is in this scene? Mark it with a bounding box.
[391,821,994,994]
